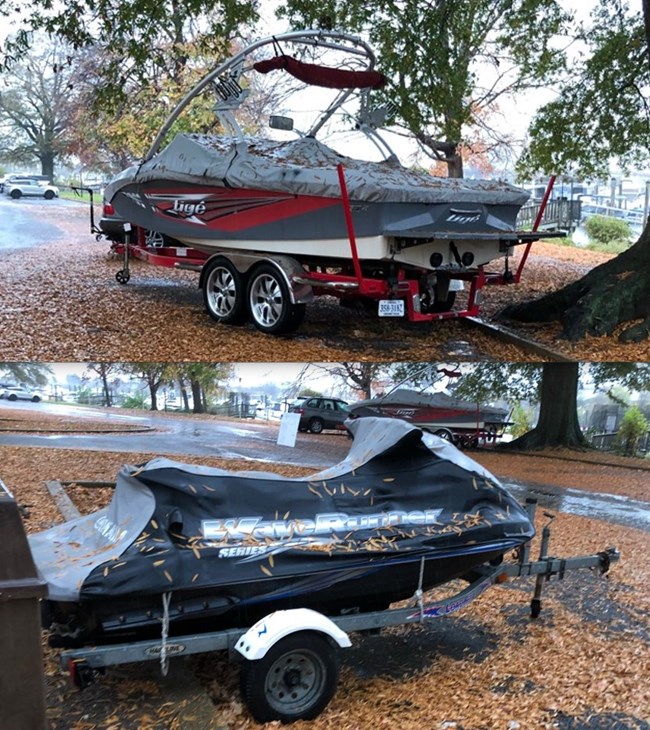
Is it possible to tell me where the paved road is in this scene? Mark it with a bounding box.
[0,399,346,467]
[0,195,80,249]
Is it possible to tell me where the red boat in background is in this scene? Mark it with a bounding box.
[348,389,512,447]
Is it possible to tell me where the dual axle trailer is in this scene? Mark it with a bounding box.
[95,175,564,336]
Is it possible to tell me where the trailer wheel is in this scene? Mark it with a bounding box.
[433,428,454,442]
[115,270,130,284]
[247,264,305,335]
[203,257,248,325]
[240,631,339,723]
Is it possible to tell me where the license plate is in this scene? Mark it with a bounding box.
[378,299,405,317]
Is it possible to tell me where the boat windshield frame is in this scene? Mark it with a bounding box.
[144,29,385,163]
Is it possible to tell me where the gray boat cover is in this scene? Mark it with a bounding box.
[105,134,530,207]
[29,418,500,602]
[350,389,509,418]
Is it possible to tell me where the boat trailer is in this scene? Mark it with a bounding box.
[59,499,619,723]
[99,175,564,336]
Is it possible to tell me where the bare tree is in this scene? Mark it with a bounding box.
[0,40,75,179]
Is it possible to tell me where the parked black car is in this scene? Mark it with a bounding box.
[289,397,350,434]
[99,198,177,247]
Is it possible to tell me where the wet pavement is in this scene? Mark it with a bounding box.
[0,195,77,250]
[504,480,650,533]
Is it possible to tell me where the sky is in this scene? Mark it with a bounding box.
[45,362,340,395]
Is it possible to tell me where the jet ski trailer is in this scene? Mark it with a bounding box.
[31,419,619,723]
[58,529,618,724]
[102,29,564,335]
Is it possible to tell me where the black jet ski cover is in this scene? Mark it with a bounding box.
[29,418,534,608]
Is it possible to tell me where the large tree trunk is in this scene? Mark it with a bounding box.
[148,382,159,411]
[505,363,587,450]
[500,221,650,342]
[191,379,204,414]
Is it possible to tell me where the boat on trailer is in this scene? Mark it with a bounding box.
[349,388,512,446]
[102,29,563,334]
[24,419,619,723]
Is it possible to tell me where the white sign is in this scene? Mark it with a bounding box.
[277,412,301,447]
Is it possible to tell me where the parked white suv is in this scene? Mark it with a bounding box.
[5,178,59,200]
[0,386,42,402]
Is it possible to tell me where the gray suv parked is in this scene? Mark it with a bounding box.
[289,397,350,434]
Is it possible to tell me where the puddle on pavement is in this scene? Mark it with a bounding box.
[505,480,650,532]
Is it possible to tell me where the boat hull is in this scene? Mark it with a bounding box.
[111,181,522,270]
[46,542,513,645]
[349,390,510,433]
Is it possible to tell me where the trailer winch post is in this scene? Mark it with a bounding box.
[0,480,47,730]
[514,174,557,283]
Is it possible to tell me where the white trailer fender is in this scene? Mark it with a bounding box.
[235,608,352,660]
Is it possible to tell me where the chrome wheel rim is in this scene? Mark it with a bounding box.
[207,267,237,318]
[250,273,283,328]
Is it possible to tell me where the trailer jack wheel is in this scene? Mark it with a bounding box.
[116,270,130,285]
[240,631,339,723]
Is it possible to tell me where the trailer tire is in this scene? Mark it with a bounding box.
[239,631,339,723]
[433,428,454,442]
[203,257,248,325]
[247,263,305,335]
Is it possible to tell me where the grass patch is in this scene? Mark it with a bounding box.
[58,188,100,204]
[584,239,630,254]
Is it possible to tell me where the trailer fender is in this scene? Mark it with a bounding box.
[235,608,352,661]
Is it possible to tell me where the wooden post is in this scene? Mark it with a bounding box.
[0,481,48,729]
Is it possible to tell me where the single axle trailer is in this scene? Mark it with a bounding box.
[59,499,618,723]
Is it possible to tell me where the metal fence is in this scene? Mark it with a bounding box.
[516,199,582,232]
[589,431,650,455]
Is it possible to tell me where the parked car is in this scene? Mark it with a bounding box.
[289,397,350,433]
[0,173,44,193]
[99,198,176,246]
[5,178,59,200]
[0,386,42,402]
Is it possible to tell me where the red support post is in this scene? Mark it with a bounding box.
[337,164,364,286]
[514,174,557,282]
